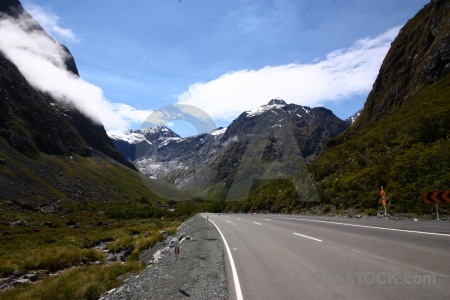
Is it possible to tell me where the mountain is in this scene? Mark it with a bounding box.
[110,99,349,200]
[0,0,162,208]
[344,109,362,125]
[109,126,182,161]
[310,0,450,214]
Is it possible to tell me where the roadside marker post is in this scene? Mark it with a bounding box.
[436,203,440,221]
[175,240,181,291]
[380,186,387,219]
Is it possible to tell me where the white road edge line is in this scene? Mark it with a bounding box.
[293,232,322,242]
[276,217,450,237]
[253,222,262,225]
[205,216,244,300]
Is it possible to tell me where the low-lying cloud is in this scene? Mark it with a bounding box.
[0,9,149,131]
[178,26,401,123]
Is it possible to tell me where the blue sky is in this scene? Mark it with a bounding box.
[15,0,430,136]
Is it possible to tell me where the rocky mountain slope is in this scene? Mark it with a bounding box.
[111,99,349,200]
[340,0,449,138]
[310,0,450,214]
[0,0,162,208]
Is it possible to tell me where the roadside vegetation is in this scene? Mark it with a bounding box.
[0,196,230,300]
[309,74,450,214]
[0,205,179,299]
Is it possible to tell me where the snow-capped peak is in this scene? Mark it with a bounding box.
[107,129,147,144]
[211,127,228,136]
[246,99,287,118]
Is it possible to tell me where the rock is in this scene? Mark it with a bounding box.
[66,220,80,228]
[40,204,55,213]
[20,203,36,211]
[0,159,6,165]
[138,241,164,265]
[12,270,26,277]
[13,279,31,285]
[121,246,134,261]
[24,273,39,282]
[10,220,28,227]
[41,222,53,228]
[414,218,419,222]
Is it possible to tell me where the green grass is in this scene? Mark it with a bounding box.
[0,262,144,300]
[0,207,183,299]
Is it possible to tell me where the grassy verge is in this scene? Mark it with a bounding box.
[0,262,144,300]
[0,208,181,299]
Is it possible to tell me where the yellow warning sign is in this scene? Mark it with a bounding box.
[380,187,387,206]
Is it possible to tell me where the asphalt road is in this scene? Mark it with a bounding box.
[202,213,450,300]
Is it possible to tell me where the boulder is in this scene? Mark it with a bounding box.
[10,220,28,227]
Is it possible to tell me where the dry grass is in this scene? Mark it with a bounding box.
[0,261,144,300]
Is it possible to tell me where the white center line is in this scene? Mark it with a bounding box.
[253,222,262,225]
[275,217,450,237]
[227,221,237,225]
[294,232,322,242]
[263,219,272,221]
[236,218,241,220]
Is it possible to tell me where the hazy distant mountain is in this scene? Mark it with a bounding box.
[110,99,349,199]
[345,109,362,125]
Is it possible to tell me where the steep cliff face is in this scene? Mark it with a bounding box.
[310,0,450,213]
[346,0,449,137]
[0,0,134,169]
[0,0,154,205]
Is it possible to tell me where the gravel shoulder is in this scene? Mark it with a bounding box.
[101,214,227,300]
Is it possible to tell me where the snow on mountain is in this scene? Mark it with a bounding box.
[211,127,227,136]
[107,126,181,144]
[107,129,148,144]
[345,109,362,124]
[245,100,287,118]
[109,98,350,199]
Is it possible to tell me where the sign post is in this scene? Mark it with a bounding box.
[380,186,387,219]
[175,240,181,291]
[422,190,450,221]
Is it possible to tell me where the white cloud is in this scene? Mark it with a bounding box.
[178,26,401,123]
[0,9,148,131]
[111,103,153,124]
[24,3,77,42]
